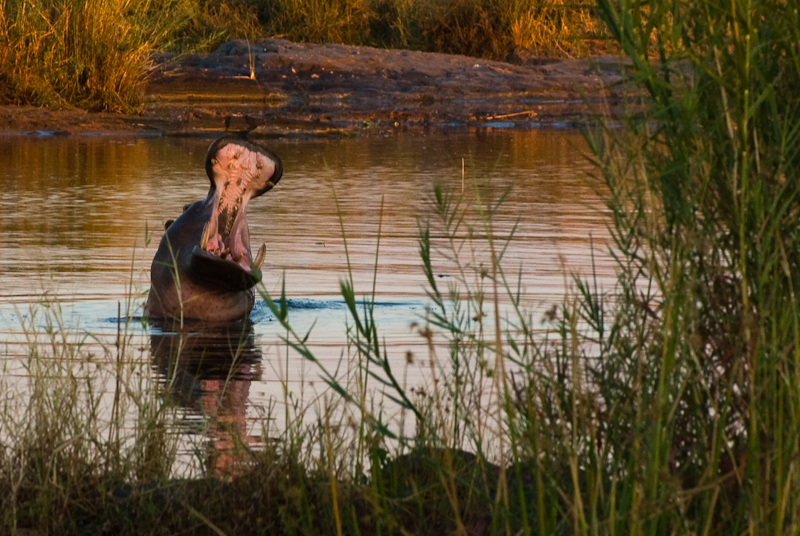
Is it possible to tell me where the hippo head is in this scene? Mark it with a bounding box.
[147,136,283,323]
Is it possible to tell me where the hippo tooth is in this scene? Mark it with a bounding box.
[233,253,243,262]
[254,243,266,270]
[200,223,212,250]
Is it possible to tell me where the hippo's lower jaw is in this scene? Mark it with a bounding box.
[146,136,283,323]
[188,178,268,293]
[190,245,263,291]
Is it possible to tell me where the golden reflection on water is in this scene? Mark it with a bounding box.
[0,129,609,299]
[0,129,613,475]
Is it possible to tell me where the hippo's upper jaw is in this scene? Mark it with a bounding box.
[191,138,282,291]
[147,136,283,323]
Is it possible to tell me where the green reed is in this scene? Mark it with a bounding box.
[255,0,800,530]
[580,0,800,531]
[3,0,799,531]
[0,301,180,533]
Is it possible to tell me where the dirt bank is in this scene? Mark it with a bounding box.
[0,39,631,137]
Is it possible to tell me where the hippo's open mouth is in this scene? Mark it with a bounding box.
[189,139,282,291]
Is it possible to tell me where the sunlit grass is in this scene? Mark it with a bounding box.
[0,0,181,112]
[257,0,610,59]
[3,0,800,531]
[0,0,611,110]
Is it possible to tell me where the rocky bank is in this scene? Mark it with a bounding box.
[0,39,632,137]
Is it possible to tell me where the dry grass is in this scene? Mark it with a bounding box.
[5,0,799,531]
[0,0,611,110]
[0,0,177,111]
[220,0,613,59]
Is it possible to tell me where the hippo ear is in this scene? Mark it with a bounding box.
[205,136,283,197]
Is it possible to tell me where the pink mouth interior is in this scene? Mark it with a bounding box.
[201,143,277,272]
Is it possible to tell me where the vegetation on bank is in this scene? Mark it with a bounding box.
[3,0,800,534]
[0,0,169,112]
[0,0,608,111]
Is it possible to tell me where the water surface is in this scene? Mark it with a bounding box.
[0,129,614,472]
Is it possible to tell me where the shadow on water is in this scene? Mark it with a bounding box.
[149,319,263,477]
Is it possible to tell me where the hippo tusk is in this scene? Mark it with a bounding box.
[200,222,212,250]
[253,243,266,270]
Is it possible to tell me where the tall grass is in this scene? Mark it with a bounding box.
[256,0,609,59]
[0,0,611,110]
[260,0,800,530]
[578,0,800,530]
[0,0,180,111]
[3,0,799,532]
[0,300,181,533]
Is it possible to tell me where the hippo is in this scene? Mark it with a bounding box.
[146,136,283,323]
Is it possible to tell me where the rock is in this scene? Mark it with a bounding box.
[0,39,633,135]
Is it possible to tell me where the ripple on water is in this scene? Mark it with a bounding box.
[0,130,614,475]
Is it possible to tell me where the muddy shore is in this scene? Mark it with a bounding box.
[0,39,631,137]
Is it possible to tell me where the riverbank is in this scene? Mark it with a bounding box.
[0,39,630,137]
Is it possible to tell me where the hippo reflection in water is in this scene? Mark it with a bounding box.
[150,323,261,476]
[146,136,283,323]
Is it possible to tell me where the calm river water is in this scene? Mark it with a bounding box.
[0,129,614,473]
